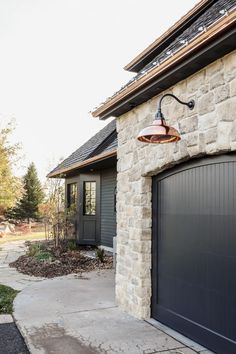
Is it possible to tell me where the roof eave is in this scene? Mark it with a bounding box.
[124,0,216,73]
[92,11,236,120]
[47,149,117,178]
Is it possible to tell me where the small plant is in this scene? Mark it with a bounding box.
[35,252,54,262]
[27,244,41,257]
[27,243,53,262]
[96,248,105,263]
[67,240,77,251]
[35,251,53,262]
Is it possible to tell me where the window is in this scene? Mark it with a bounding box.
[84,182,96,215]
[67,183,77,208]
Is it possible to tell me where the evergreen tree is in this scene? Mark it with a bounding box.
[0,121,22,214]
[9,163,44,222]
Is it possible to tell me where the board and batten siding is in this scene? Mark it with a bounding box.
[101,167,117,248]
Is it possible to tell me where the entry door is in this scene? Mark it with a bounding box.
[152,154,236,354]
[78,174,100,245]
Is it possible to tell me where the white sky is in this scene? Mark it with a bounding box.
[0,0,199,180]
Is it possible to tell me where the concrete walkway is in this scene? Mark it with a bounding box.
[1,241,212,354]
[14,270,201,354]
[0,240,44,290]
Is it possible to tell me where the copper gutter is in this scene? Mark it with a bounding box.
[92,10,236,119]
[124,0,213,72]
[47,149,117,178]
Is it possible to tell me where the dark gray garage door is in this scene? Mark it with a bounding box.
[152,154,236,354]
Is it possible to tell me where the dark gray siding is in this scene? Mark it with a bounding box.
[101,167,117,248]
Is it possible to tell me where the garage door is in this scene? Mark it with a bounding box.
[152,154,236,354]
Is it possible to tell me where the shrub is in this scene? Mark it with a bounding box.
[67,240,77,251]
[27,244,41,257]
[96,248,105,263]
[27,243,53,262]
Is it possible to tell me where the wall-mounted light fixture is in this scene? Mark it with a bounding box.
[137,93,195,144]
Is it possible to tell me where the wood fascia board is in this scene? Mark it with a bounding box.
[47,149,117,178]
[92,10,236,118]
[124,0,212,71]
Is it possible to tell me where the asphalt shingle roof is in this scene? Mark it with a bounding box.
[95,0,235,110]
[49,120,117,176]
[137,0,235,76]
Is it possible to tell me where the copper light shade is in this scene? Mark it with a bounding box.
[137,118,181,144]
[137,93,195,144]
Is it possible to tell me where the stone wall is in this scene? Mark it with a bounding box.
[116,50,236,319]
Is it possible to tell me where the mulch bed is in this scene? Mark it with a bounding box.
[9,241,113,278]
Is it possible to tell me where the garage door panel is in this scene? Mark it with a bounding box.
[155,304,236,354]
[158,248,207,288]
[158,276,208,325]
[207,253,236,292]
[208,216,236,257]
[161,215,201,245]
[207,291,236,341]
[152,155,236,354]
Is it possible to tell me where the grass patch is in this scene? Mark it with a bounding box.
[0,284,19,314]
[0,232,45,245]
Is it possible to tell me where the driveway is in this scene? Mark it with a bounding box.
[1,241,212,354]
[0,315,29,354]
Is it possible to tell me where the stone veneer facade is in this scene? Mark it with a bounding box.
[115,50,236,319]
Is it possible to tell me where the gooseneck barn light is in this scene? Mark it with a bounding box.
[137,93,195,144]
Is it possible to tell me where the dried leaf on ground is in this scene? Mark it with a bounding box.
[9,241,113,278]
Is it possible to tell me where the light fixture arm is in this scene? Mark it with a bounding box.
[156,93,195,119]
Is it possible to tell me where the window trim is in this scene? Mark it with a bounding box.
[83,181,96,216]
[67,182,77,209]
